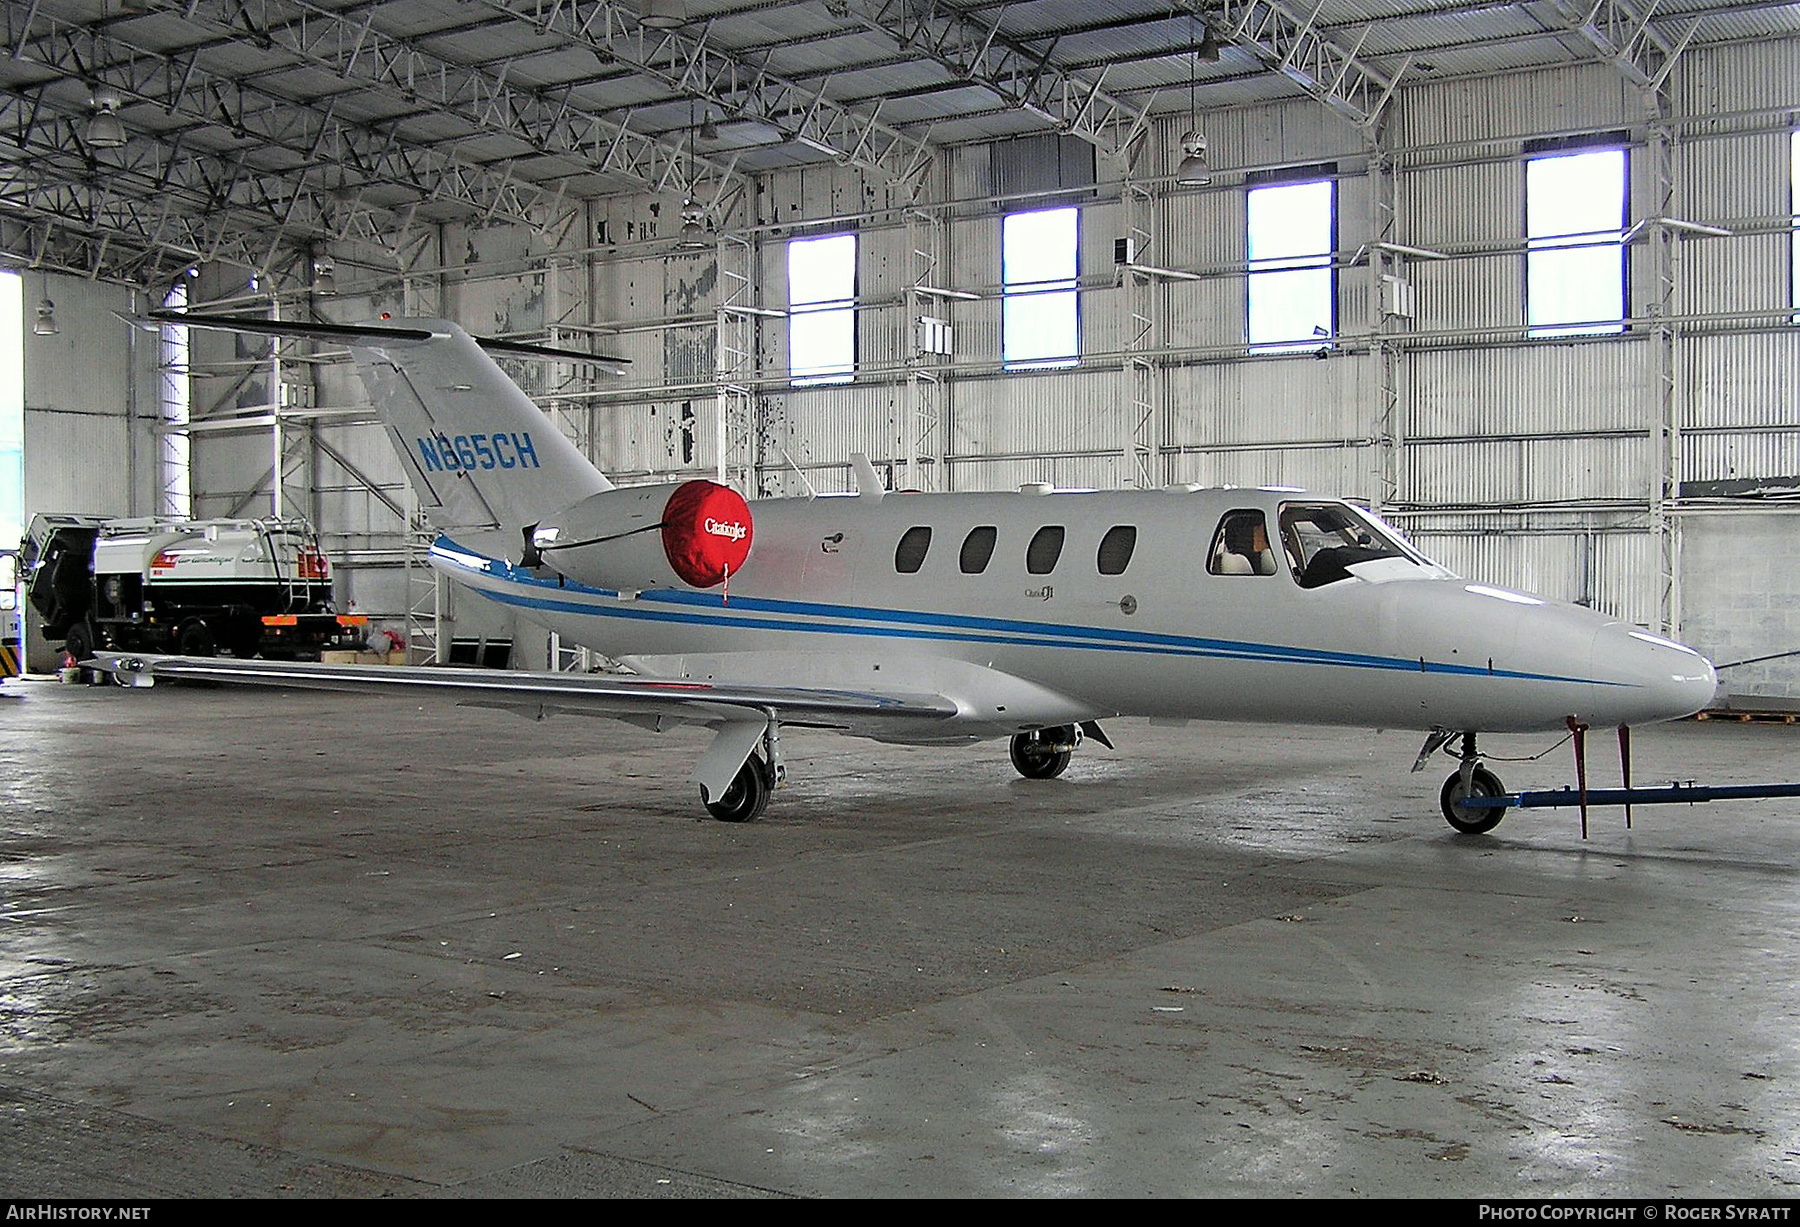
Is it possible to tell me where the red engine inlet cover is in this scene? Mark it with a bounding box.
[661,480,754,588]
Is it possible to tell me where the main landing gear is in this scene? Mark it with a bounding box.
[1008,721,1116,781]
[1427,730,1507,834]
[1009,722,1115,780]
[698,714,785,823]
[703,753,775,823]
[1010,725,1079,779]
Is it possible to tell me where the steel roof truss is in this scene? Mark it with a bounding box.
[845,0,1152,162]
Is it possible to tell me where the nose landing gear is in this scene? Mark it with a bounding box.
[1434,731,1507,834]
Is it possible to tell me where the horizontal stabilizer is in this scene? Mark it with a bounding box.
[148,311,622,530]
[146,310,630,372]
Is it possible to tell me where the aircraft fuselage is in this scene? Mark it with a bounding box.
[431,485,1717,744]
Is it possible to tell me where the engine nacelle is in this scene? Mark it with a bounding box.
[527,480,754,592]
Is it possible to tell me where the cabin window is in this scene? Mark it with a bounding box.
[960,526,997,574]
[1026,526,1065,574]
[1278,502,1413,589]
[1207,511,1277,576]
[1097,525,1136,575]
[895,526,932,573]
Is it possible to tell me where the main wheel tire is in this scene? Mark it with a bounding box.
[1440,766,1506,834]
[176,620,216,657]
[1010,726,1075,780]
[703,756,772,823]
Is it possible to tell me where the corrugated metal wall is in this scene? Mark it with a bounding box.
[18,273,151,667]
[1394,64,1637,148]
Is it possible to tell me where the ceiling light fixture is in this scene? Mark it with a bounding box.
[678,201,708,249]
[34,298,57,336]
[87,90,127,149]
[677,102,709,250]
[1176,16,1211,187]
[312,256,337,296]
[640,0,688,29]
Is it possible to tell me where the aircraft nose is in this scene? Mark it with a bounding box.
[1590,625,1718,725]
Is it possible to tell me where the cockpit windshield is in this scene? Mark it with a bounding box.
[1279,502,1434,589]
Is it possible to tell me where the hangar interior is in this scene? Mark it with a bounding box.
[4,0,1798,698]
[7,1,1800,1202]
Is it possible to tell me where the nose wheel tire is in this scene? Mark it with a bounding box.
[703,755,773,823]
[1440,766,1506,834]
[1010,727,1075,780]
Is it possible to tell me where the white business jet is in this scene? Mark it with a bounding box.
[95,313,1717,831]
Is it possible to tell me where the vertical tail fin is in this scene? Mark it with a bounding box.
[347,322,612,532]
[151,313,617,534]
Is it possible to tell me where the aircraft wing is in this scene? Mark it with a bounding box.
[91,652,957,722]
[89,652,960,799]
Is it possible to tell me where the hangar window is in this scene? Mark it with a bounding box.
[1526,143,1627,337]
[0,272,18,558]
[960,526,998,574]
[159,283,191,519]
[1096,526,1136,575]
[1026,525,1065,574]
[895,525,932,573]
[1002,207,1079,369]
[788,232,857,385]
[1247,173,1336,352]
[1207,511,1277,577]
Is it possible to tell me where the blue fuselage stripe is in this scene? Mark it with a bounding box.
[434,537,1623,689]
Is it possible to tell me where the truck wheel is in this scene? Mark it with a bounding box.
[63,622,94,663]
[176,620,216,657]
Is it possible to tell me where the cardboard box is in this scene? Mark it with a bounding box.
[321,650,404,666]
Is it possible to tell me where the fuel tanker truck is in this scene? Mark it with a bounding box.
[23,513,367,662]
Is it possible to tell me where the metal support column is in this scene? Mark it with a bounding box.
[544,255,594,464]
[264,295,317,525]
[1119,174,1161,490]
[1645,101,1683,638]
[269,298,286,520]
[714,230,758,493]
[402,489,442,666]
[1368,143,1404,512]
[902,207,948,492]
[544,256,594,673]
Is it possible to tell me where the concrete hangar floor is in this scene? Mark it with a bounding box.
[1,677,1797,1198]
